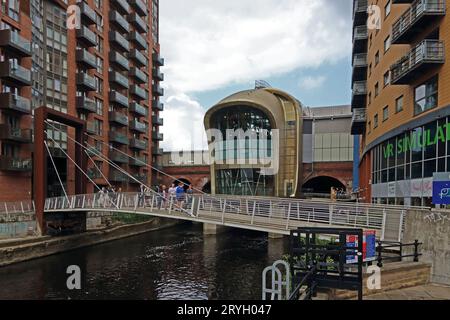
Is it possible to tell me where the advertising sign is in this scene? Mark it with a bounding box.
[346,230,377,264]
[432,173,450,205]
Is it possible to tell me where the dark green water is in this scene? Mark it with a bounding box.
[0,223,289,300]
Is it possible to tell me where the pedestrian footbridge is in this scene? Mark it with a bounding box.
[41,193,411,241]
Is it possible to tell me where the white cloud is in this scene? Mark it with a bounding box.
[159,0,351,150]
[299,75,327,90]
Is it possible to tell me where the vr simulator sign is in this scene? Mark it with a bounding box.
[432,173,450,205]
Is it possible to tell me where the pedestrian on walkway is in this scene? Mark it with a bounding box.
[176,182,186,210]
[168,183,176,208]
[161,185,168,210]
[138,184,145,207]
[186,185,194,208]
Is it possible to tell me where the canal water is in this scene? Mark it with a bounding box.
[0,223,289,300]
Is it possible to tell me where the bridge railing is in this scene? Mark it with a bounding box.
[0,200,35,222]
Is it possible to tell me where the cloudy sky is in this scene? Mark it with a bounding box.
[159,0,353,151]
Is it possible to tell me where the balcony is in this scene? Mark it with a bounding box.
[130,0,147,16]
[0,156,32,172]
[129,156,147,167]
[351,81,367,110]
[152,132,163,141]
[109,11,130,33]
[353,0,368,26]
[76,26,97,47]
[109,91,129,108]
[109,51,130,71]
[0,61,31,86]
[128,13,147,33]
[390,40,445,85]
[130,138,147,150]
[76,72,96,91]
[129,120,147,133]
[130,85,147,100]
[152,148,163,156]
[109,111,129,126]
[128,31,148,50]
[111,0,130,15]
[109,131,129,145]
[152,53,165,66]
[76,96,97,113]
[86,121,98,135]
[129,102,148,117]
[109,31,130,52]
[130,67,148,84]
[76,48,97,69]
[352,53,368,82]
[87,168,103,180]
[131,173,147,184]
[152,84,164,96]
[352,25,368,55]
[110,150,129,164]
[392,0,446,44]
[0,29,31,57]
[109,169,129,182]
[109,71,129,89]
[0,93,31,114]
[152,100,164,111]
[351,108,367,135]
[79,1,97,25]
[0,124,32,143]
[152,115,163,126]
[152,69,164,81]
[130,49,147,67]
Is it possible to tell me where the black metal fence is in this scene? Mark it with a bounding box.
[376,240,422,268]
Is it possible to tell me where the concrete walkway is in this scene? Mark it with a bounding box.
[365,284,450,300]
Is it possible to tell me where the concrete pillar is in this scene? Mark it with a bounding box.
[203,223,227,236]
[268,232,284,239]
[267,234,286,261]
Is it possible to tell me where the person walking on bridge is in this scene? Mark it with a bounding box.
[176,182,186,210]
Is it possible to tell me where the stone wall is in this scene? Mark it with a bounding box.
[403,209,450,285]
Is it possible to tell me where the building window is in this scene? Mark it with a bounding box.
[375,82,379,97]
[385,1,391,18]
[1,0,20,21]
[368,121,371,134]
[414,76,438,116]
[369,63,372,76]
[375,51,380,66]
[383,106,389,122]
[374,114,379,128]
[383,71,390,87]
[396,96,404,113]
[368,92,372,105]
[96,56,103,73]
[94,0,102,10]
[95,98,103,115]
[384,35,391,52]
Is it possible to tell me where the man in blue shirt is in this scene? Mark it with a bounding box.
[175,182,186,210]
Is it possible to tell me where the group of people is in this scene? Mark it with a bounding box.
[97,186,122,207]
[151,182,194,211]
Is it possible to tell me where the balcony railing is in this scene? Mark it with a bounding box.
[0,60,31,86]
[109,111,129,126]
[0,29,32,57]
[129,156,147,167]
[130,85,147,100]
[109,31,130,52]
[353,53,368,67]
[131,173,148,184]
[152,53,165,66]
[76,25,97,47]
[130,67,148,83]
[109,91,129,108]
[130,138,147,150]
[129,120,147,133]
[111,0,130,15]
[76,48,97,69]
[110,150,129,164]
[152,148,163,156]
[152,100,164,111]
[109,169,129,182]
[0,92,31,114]
[109,51,130,71]
[76,72,96,91]
[352,81,367,96]
[76,96,97,113]
[0,124,32,143]
[152,115,163,126]
[130,49,147,67]
[391,40,445,84]
[353,25,368,41]
[351,108,367,135]
[153,69,164,81]
[128,31,148,50]
[392,0,446,44]
[109,11,130,33]
[109,71,129,89]
[109,131,129,145]
[129,102,148,117]
[79,1,97,25]
[86,121,98,135]
[130,0,147,16]
[152,132,164,141]
[353,0,368,15]
[128,13,147,33]
[152,84,164,96]
[0,156,32,172]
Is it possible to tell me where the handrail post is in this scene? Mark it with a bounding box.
[221,199,226,224]
[414,239,420,262]
[398,209,405,242]
[381,208,387,241]
[286,203,291,230]
[134,194,138,211]
[82,195,86,209]
[150,195,155,212]
[377,240,383,268]
[251,201,256,225]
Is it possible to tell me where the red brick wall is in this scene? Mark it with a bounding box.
[302,162,354,190]
[161,166,211,191]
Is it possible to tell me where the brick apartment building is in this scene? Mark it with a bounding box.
[352,0,450,206]
[0,0,164,202]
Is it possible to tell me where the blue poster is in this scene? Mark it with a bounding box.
[432,181,450,205]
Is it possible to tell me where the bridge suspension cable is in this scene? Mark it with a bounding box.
[84,149,112,188]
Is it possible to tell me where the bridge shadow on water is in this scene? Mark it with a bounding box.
[0,222,289,300]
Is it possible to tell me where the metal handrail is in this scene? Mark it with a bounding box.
[289,266,316,300]
[376,240,422,267]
